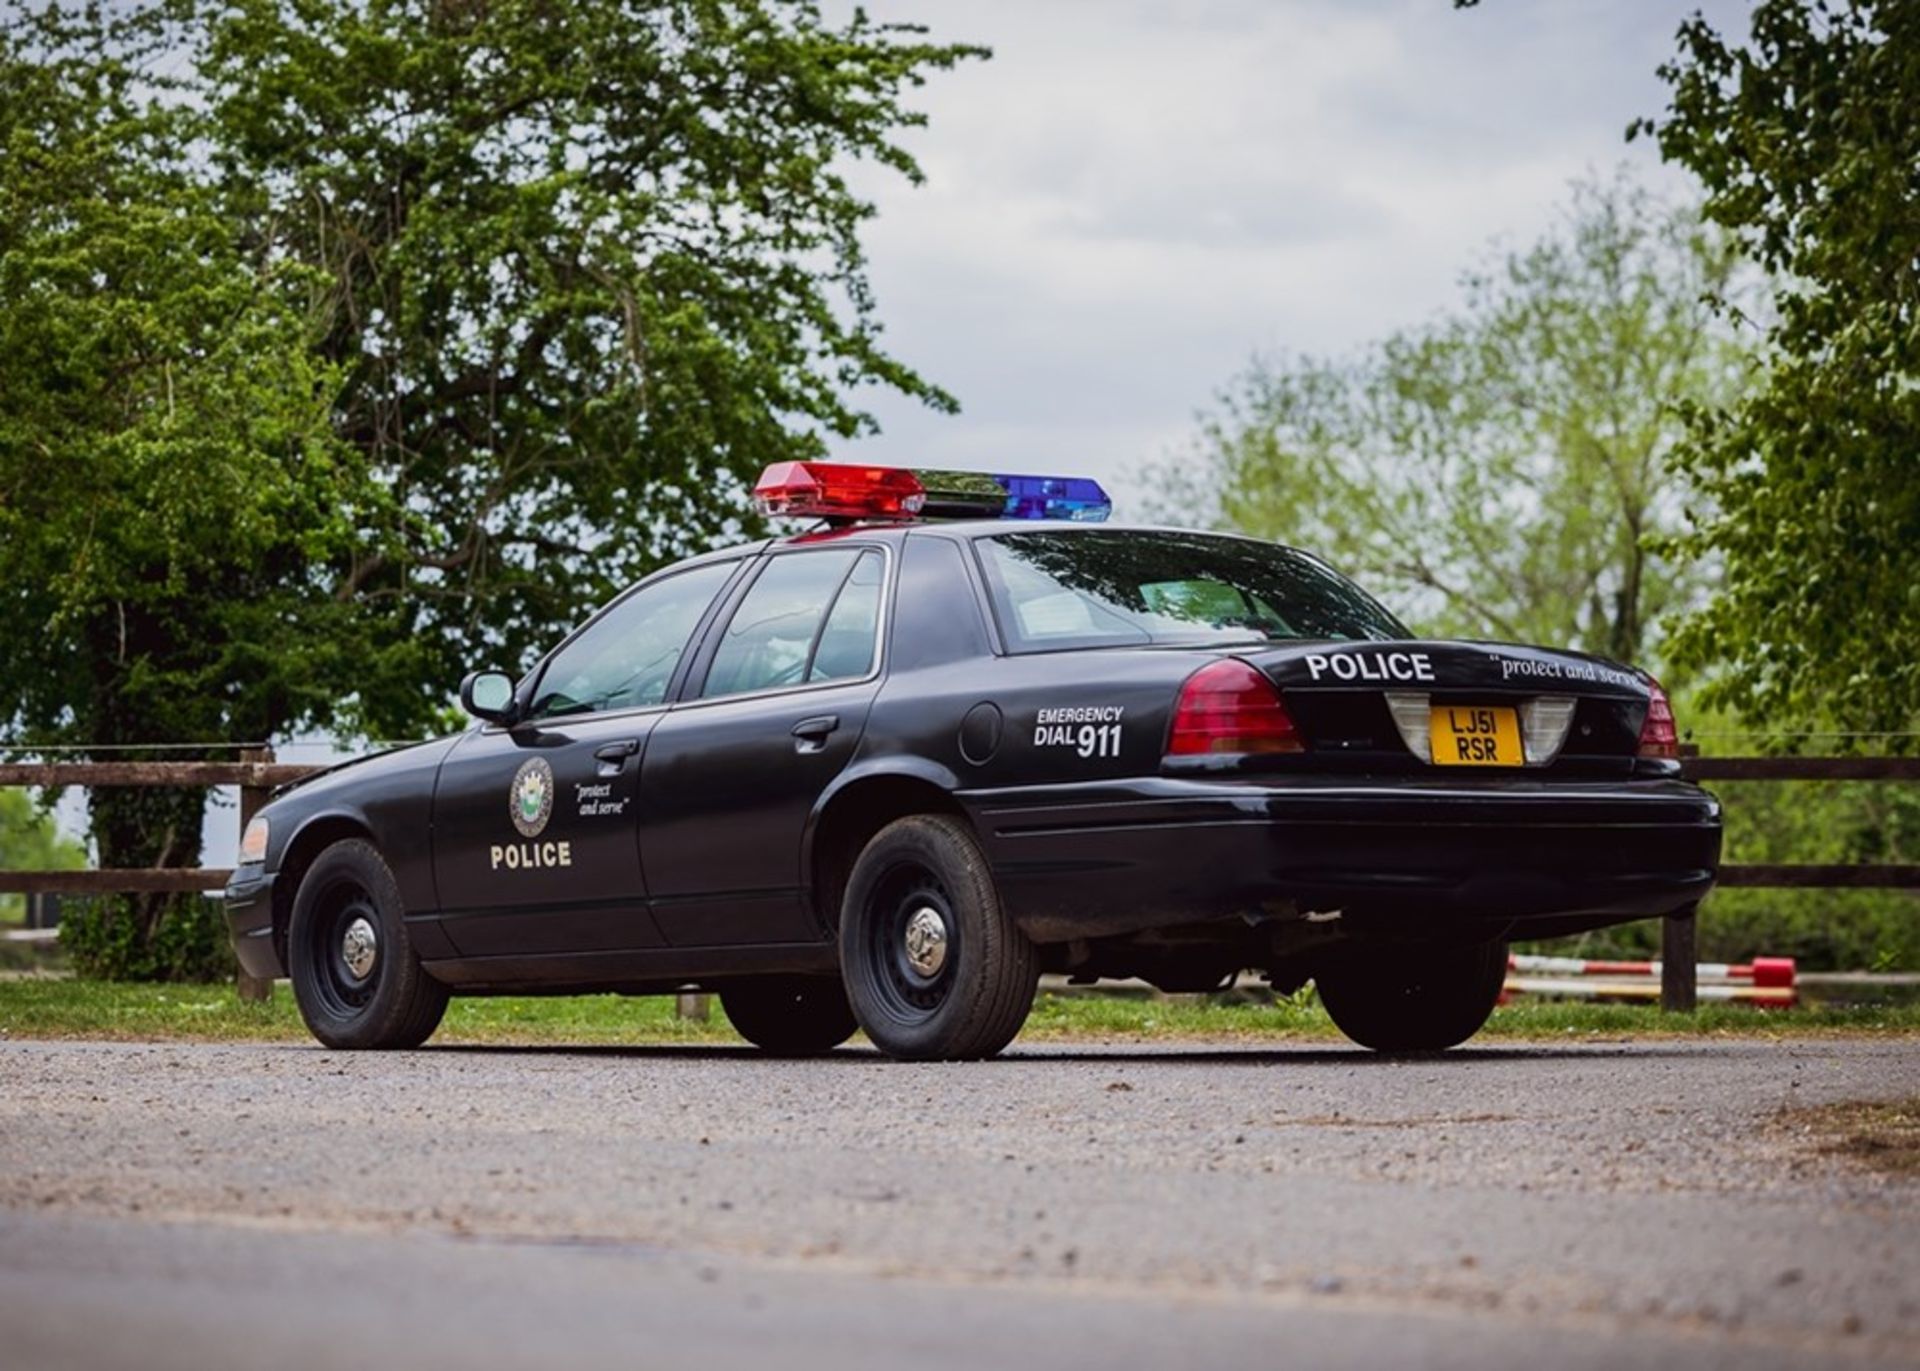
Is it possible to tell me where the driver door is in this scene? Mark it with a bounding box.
[430,558,743,956]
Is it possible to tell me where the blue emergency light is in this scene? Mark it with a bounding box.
[990,474,1112,522]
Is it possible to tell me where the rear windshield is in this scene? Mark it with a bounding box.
[974,530,1407,653]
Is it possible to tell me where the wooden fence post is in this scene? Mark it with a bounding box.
[235,746,274,1003]
[675,992,711,1022]
[1660,904,1698,1013]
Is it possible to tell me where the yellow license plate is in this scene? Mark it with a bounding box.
[1430,705,1523,766]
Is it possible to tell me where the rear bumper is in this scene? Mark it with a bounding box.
[223,867,283,979]
[962,776,1722,942]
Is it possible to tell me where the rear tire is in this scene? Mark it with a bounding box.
[839,815,1038,1061]
[720,977,858,1056]
[287,839,448,1050]
[1314,939,1507,1053]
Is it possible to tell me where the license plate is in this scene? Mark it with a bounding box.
[1429,705,1522,766]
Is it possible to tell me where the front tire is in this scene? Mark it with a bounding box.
[720,977,858,1056]
[839,815,1038,1061]
[1314,939,1507,1053]
[287,838,448,1049]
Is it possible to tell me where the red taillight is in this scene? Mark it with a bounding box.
[1637,679,1679,759]
[1166,659,1304,756]
[752,461,927,521]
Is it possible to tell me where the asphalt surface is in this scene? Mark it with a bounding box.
[1,1036,1916,1369]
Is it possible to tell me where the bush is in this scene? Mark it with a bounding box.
[1516,892,1920,972]
[60,894,236,983]
[1519,772,1920,973]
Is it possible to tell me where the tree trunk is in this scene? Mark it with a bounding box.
[87,782,209,946]
[1609,530,1645,664]
[80,605,220,958]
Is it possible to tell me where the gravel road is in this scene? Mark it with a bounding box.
[1,1036,1916,1369]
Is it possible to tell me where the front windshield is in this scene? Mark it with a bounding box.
[974,530,1407,653]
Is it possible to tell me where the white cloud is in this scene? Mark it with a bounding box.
[838,0,1751,511]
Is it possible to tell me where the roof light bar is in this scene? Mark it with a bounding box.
[749,461,1112,524]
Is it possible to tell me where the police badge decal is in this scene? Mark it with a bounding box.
[509,757,555,838]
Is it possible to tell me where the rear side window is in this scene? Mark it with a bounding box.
[809,551,883,683]
[702,548,881,698]
[975,530,1406,653]
[529,560,737,719]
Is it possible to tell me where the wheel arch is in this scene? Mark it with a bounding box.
[270,812,380,967]
[803,762,971,933]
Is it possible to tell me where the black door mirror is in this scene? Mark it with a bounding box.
[460,670,518,724]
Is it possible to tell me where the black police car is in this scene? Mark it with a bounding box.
[224,462,1722,1060]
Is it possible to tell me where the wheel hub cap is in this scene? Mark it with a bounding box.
[340,916,379,982]
[902,906,949,978]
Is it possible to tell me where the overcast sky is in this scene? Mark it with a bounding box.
[837,0,1750,516]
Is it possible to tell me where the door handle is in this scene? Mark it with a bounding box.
[791,715,840,753]
[593,739,640,774]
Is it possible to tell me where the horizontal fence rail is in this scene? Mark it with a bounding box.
[0,869,241,895]
[1681,757,1920,781]
[0,759,326,896]
[1715,864,1920,889]
[0,750,323,999]
[1677,756,1920,892]
[0,762,318,789]
[0,751,1913,1013]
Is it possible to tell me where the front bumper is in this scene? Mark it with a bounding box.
[223,867,283,979]
[963,775,1722,943]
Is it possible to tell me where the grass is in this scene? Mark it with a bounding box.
[0,979,734,1045]
[2,978,1919,1046]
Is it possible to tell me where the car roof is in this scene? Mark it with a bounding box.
[770,519,1316,560]
[674,520,1317,567]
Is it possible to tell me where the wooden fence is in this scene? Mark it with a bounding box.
[0,751,320,1000]
[1,752,1915,1013]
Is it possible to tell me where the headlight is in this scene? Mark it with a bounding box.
[239,816,270,865]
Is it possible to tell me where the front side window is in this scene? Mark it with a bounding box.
[528,561,737,719]
[975,530,1407,653]
[702,548,882,698]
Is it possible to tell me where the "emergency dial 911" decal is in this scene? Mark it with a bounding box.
[1035,705,1125,759]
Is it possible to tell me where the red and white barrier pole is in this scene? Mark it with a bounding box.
[1509,953,1795,987]
[1503,977,1796,1005]
[1503,954,1797,1006]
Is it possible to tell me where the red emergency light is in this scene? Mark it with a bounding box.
[752,462,927,522]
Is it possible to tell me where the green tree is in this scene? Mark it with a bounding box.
[1150,178,1747,669]
[1634,0,1920,732]
[0,6,374,961]
[0,2,980,974]
[199,0,982,691]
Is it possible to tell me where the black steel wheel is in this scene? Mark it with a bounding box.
[838,815,1037,1061]
[287,839,448,1050]
[1314,938,1507,1053]
[720,976,858,1056]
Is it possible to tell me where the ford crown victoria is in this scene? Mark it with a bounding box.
[225,463,1722,1059]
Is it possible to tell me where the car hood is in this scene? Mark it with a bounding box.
[274,735,461,799]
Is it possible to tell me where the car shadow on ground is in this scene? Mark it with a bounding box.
[398,1041,1728,1066]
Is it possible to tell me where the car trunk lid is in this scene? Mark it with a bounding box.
[1230,640,1655,771]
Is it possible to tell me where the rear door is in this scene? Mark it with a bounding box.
[638,545,888,947]
[430,558,743,956]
